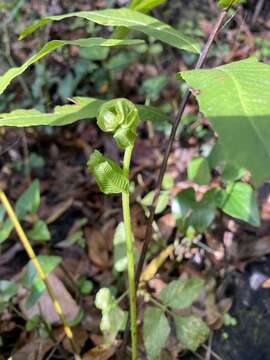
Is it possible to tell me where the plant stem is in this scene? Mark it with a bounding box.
[122,145,137,360]
[0,190,81,360]
[135,7,231,289]
[119,5,235,358]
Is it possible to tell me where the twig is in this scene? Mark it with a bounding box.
[0,190,81,360]
[119,4,234,358]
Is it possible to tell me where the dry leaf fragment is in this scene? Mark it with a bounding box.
[86,228,110,269]
[20,273,80,324]
[82,344,117,360]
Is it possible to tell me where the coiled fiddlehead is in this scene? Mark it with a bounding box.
[97,98,140,149]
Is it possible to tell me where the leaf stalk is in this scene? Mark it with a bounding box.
[122,145,137,360]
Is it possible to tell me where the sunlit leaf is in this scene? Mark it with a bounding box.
[180,58,270,187]
[88,150,129,194]
[20,9,200,53]
[221,182,260,226]
[0,97,168,127]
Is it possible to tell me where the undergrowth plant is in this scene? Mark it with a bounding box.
[0,0,269,359]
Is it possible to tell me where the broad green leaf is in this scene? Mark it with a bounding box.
[20,9,200,54]
[88,150,129,194]
[143,307,170,359]
[0,38,143,95]
[27,220,51,241]
[180,58,270,187]
[208,141,247,182]
[220,182,260,226]
[15,180,40,219]
[0,97,168,127]
[160,278,204,309]
[113,222,128,272]
[95,288,127,344]
[172,188,220,233]
[174,315,210,351]
[187,156,211,185]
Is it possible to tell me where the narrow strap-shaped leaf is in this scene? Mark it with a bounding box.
[88,150,129,194]
[20,9,201,54]
[0,97,168,127]
[0,37,143,96]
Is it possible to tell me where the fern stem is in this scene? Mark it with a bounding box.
[122,145,137,360]
[0,190,81,359]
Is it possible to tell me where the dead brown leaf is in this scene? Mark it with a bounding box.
[85,228,110,269]
[13,337,54,360]
[20,273,79,324]
[82,344,117,360]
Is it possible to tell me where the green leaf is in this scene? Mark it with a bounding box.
[97,98,139,149]
[95,288,127,344]
[174,315,210,351]
[88,150,129,194]
[218,0,243,8]
[160,278,204,309]
[0,97,168,128]
[172,188,220,233]
[78,276,93,295]
[131,0,166,13]
[143,307,170,359]
[187,156,211,185]
[113,222,128,272]
[0,219,13,244]
[15,180,40,219]
[27,220,51,241]
[20,9,200,54]
[26,314,41,332]
[95,288,113,311]
[0,280,17,304]
[22,255,62,308]
[220,182,260,226]
[180,58,270,187]
[141,190,170,214]
[161,174,174,190]
[0,38,144,95]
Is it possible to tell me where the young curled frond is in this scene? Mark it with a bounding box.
[88,150,129,194]
[97,98,140,149]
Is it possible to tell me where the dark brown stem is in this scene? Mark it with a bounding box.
[135,8,228,289]
[118,6,231,359]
